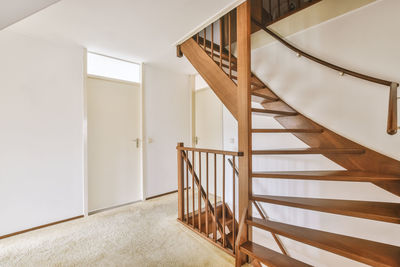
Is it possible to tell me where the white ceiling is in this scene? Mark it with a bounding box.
[0,0,60,30]
[4,0,241,74]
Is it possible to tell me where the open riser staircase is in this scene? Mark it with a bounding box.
[176,1,400,266]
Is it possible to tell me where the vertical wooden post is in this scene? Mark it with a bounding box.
[237,0,252,263]
[387,82,398,135]
[251,0,263,32]
[177,142,185,220]
[219,18,223,68]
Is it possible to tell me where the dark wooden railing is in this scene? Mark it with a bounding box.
[252,18,399,135]
[177,143,243,255]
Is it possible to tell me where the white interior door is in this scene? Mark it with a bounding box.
[87,76,141,212]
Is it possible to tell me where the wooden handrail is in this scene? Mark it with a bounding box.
[176,145,244,156]
[252,18,394,87]
[252,18,399,135]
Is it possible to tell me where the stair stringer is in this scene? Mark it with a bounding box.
[180,38,238,120]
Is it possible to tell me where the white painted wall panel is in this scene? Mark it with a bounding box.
[0,31,84,236]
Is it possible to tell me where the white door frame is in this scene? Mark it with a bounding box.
[82,49,145,216]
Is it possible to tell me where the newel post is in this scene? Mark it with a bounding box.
[177,142,185,220]
[237,0,252,263]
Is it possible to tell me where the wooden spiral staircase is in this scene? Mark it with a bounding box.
[176,1,400,266]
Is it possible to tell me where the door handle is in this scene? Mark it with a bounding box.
[132,138,140,148]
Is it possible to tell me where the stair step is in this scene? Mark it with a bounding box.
[252,128,323,133]
[216,231,235,249]
[251,170,400,182]
[252,195,400,224]
[247,217,400,267]
[260,100,296,113]
[252,108,298,117]
[251,88,279,101]
[252,148,365,155]
[240,241,312,267]
[231,75,264,87]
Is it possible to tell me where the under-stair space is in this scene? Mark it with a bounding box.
[177,0,400,266]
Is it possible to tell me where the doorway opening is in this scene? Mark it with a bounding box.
[85,52,143,214]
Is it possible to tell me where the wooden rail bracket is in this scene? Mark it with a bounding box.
[387,82,398,135]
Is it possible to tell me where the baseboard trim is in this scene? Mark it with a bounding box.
[146,189,179,200]
[88,200,142,216]
[0,215,84,240]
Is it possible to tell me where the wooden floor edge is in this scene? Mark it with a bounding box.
[0,215,84,240]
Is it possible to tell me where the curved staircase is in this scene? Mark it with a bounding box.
[177,1,400,266]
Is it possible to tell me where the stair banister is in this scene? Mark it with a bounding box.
[252,18,399,135]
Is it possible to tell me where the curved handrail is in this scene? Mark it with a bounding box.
[252,18,394,86]
[252,18,398,135]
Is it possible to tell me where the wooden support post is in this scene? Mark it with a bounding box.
[251,0,263,32]
[176,45,183,58]
[237,0,252,264]
[177,142,185,220]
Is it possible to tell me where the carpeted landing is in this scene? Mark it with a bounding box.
[0,193,235,266]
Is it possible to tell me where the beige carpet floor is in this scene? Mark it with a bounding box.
[0,193,235,267]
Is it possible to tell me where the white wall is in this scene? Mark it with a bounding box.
[0,31,84,236]
[143,65,191,198]
[220,1,400,266]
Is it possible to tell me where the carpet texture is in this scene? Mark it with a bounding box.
[0,193,235,266]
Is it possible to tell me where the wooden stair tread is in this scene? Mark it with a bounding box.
[251,170,400,182]
[260,100,296,113]
[252,195,400,224]
[252,88,279,101]
[240,241,312,267]
[231,75,264,87]
[252,148,365,155]
[247,217,400,267]
[252,108,298,117]
[252,128,323,133]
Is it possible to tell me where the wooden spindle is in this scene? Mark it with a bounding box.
[177,143,184,221]
[298,0,301,8]
[198,151,202,232]
[287,0,290,11]
[232,155,236,249]
[222,154,226,247]
[196,33,199,44]
[228,12,232,78]
[278,0,281,17]
[192,151,195,227]
[219,18,223,68]
[269,0,272,17]
[203,28,207,51]
[211,23,214,61]
[214,153,217,241]
[206,152,209,235]
[186,151,189,223]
